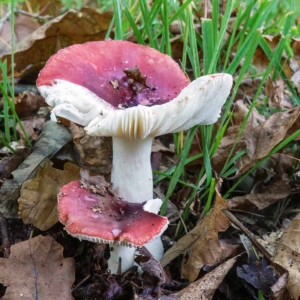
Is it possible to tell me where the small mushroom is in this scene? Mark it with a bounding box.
[37,40,233,273]
[58,179,168,255]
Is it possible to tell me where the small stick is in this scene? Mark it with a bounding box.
[0,213,11,258]
[72,274,90,292]
[14,8,52,21]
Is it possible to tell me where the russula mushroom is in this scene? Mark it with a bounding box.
[37,40,233,273]
[58,176,168,271]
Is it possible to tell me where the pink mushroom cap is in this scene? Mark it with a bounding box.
[58,180,168,246]
[37,40,189,108]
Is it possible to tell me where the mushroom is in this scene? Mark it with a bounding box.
[58,174,168,272]
[37,40,233,273]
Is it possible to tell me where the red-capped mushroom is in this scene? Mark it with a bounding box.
[58,175,168,272]
[59,180,168,246]
[37,40,233,273]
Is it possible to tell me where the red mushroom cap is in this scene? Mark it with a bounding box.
[37,40,189,108]
[58,180,168,246]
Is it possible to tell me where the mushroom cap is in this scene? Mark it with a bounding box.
[58,180,168,246]
[37,40,189,125]
[86,73,233,139]
[37,40,233,139]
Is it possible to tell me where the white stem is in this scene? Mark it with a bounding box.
[111,137,153,202]
[108,136,164,273]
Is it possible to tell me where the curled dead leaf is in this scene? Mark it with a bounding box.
[228,176,291,211]
[1,8,112,75]
[18,162,80,231]
[161,186,230,282]
[273,213,300,299]
[175,255,239,300]
[236,107,300,175]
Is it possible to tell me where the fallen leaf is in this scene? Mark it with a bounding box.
[152,139,173,153]
[21,0,63,17]
[211,100,265,172]
[161,186,230,282]
[291,69,300,95]
[181,189,230,281]
[252,35,292,78]
[174,255,239,300]
[228,176,291,210]
[18,162,80,231]
[138,247,168,284]
[70,122,112,173]
[1,8,112,75]
[16,116,46,140]
[14,91,47,118]
[0,13,40,55]
[266,78,285,110]
[0,121,72,217]
[0,146,30,179]
[290,37,300,72]
[236,107,300,175]
[0,235,75,300]
[273,213,300,299]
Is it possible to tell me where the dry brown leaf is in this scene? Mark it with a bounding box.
[291,69,300,95]
[236,107,300,174]
[228,176,291,210]
[14,91,47,118]
[0,235,75,300]
[181,189,230,281]
[152,139,173,153]
[0,13,40,55]
[290,37,300,72]
[266,78,285,110]
[1,8,112,75]
[252,35,292,78]
[252,35,279,72]
[21,0,63,17]
[273,213,300,299]
[16,116,46,140]
[18,162,80,231]
[175,255,239,300]
[0,147,30,179]
[161,187,230,282]
[232,100,266,128]
[70,123,112,172]
[212,100,265,172]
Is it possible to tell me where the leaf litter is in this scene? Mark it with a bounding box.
[1,2,300,300]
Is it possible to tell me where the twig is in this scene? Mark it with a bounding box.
[222,209,273,260]
[0,213,11,258]
[14,8,52,21]
[72,274,90,292]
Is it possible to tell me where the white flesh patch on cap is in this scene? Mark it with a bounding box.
[85,73,233,139]
[143,198,163,214]
[38,79,115,126]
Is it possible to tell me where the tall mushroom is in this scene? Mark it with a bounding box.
[37,40,233,273]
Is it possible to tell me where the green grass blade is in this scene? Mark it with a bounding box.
[202,18,214,74]
[160,126,198,215]
[122,2,145,44]
[112,0,123,40]
[208,0,234,73]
